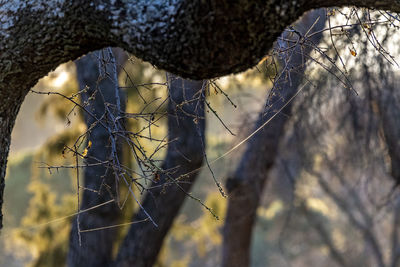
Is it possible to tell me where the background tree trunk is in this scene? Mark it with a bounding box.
[222,9,326,267]
[67,48,127,267]
[114,74,206,267]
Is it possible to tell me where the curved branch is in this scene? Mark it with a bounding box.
[1,0,400,86]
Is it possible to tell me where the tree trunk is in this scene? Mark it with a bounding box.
[67,48,127,267]
[222,10,326,267]
[114,74,205,267]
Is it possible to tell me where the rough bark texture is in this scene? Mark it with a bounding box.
[67,48,127,267]
[114,74,205,267]
[0,103,21,230]
[1,0,400,231]
[0,1,112,231]
[222,10,326,267]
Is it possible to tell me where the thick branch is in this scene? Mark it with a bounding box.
[1,0,400,88]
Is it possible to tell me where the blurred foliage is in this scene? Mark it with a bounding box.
[156,192,227,267]
[2,151,75,267]
[36,77,80,124]
[13,180,75,267]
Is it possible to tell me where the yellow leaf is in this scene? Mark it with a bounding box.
[82,148,88,157]
[81,140,92,157]
[363,23,371,29]
[350,49,357,57]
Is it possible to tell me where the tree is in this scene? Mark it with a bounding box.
[67,47,127,266]
[1,0,400,230]
[271,12,400,265]
[114,74,206,267]
[222,9,326,267]
[63,47,206,266]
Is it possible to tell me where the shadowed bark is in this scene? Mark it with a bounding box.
[67,48,127,267]
[222,10,326,267]
[114,74,205,267]
[0,102,21,229]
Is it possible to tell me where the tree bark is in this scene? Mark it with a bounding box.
[0,102,22,230]
[1,0,400,230]
[67,48,127,267]
[1,1,399,82]
[114,74,205,267]
[222,10,326,267]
